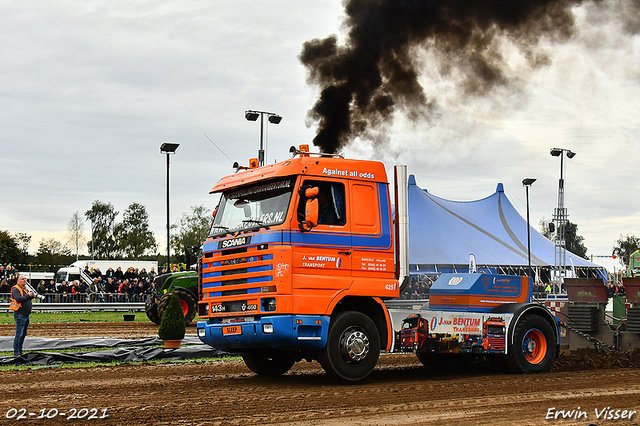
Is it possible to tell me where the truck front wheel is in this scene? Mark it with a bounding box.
[318,311,380,381]
[506,314,555,373]
[241,348,296,376]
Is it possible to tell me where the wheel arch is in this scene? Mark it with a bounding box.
[329,296,392,351]
[491,303,560,358]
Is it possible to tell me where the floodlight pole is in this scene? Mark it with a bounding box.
[160,143,180,271]
[522,178,536,278]
[245,110,282,166]
[550,148,576,293]
[165,152,170,268]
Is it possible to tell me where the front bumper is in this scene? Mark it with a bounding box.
[197,315,329,352]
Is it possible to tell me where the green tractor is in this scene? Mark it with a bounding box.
[145,270,198,325]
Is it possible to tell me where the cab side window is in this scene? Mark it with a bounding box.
[298,180,346,226]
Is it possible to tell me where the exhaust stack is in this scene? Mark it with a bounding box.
[394,165,409,290]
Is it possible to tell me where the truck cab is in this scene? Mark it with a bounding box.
[197,146,401,381]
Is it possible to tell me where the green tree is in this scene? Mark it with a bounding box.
[539,218,553,240]
[612,233,640,267]
[35,238,73,267]
[14,232,31,258]
[539,218,588,259]
[170,205,211,263]
[85,200,119,258]
[66,211,86,261]
[564,222,588,260]
[0,230,22,264]
[117,202,157,257]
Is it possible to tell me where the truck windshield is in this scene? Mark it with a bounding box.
[209,178,294,237]
[402,317,420,329]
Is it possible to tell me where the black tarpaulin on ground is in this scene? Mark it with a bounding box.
[0,345,228,366]
[0,335,203,352]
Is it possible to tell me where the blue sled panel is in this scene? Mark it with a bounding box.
[429,273,532,313]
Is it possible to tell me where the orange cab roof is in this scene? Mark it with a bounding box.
[210,155,388,193]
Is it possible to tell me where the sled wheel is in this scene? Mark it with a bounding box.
[506,314,555,373]
[241,348,296,376]
[318,311,380,381]
[157,289,198,325]
[145,300,161,325]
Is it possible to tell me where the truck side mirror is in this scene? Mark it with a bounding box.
[299,186,319,231]
[305,198,319,229]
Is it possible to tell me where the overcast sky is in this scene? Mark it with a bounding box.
[1,0,638,267]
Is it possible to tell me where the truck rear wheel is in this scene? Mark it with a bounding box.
[157,289,198,325]
[241,348,296,376]
[506,314,555,374]
[318,311,380,382]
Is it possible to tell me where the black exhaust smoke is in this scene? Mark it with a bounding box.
[300,0,592,154]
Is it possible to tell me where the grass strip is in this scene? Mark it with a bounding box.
[1,311,151,324]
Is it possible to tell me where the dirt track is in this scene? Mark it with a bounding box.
[2,322,640,425]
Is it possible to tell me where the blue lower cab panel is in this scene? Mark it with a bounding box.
[197,315,330,352]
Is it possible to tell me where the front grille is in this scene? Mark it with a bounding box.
[485,336,505,350]
[222,268,247,277]
[201,243,275,316]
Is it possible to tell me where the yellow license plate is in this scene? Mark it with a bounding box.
[222,325,242,335]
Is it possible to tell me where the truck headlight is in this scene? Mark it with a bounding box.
[262,297,276,312]
[262,323,274,334]
[197,328,206,337]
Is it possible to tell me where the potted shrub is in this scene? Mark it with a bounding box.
[157,293,186,348]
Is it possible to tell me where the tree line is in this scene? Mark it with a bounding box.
[0,200,212,270]
[2,204,639,271]
[539,218,640,266]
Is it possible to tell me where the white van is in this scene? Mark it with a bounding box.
[20,271,55,287]
[55,260,159,284]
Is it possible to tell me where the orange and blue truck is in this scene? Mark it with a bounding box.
[196,145,560,381]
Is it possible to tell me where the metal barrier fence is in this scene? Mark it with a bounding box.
[0,293,149,313]
[0,302,145,313]
[0,293,150,304]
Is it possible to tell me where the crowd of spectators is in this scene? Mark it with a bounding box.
[606,282,626,298]
[0,264,164,304]
[399,275,434,300]
[0,265,19,302]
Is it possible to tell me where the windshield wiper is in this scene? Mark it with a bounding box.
[209,225,230,235]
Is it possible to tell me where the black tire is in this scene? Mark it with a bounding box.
[145,300,161,325]
[157,289,198,325]
[506,314,556,374]
[241,348,296,376]
[318,311,380,381]
[416,351,432,367]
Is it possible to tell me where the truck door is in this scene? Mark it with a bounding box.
[290,179,353,313]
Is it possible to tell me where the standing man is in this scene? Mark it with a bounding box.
[10,275,35,356]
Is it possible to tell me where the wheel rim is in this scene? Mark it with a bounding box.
[522,328,547,364]
[179,299,189,316]
[339,326,370,362]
